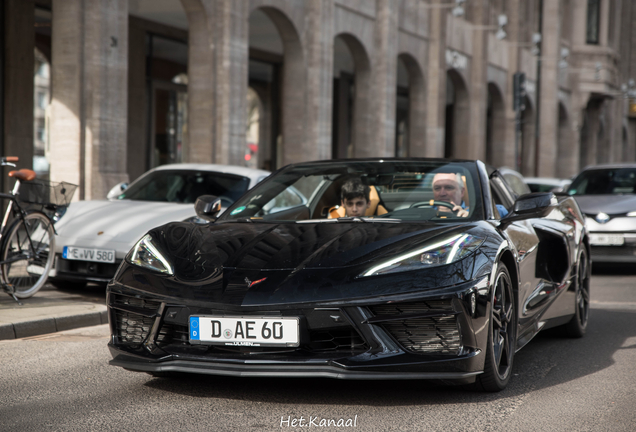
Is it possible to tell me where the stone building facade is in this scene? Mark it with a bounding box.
[2,0,636,199]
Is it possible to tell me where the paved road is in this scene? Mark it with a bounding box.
[1,269,635,432]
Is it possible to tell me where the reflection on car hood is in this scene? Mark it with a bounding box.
[573,194,636,215]
[123,220,491,306]
[154,221,470,273]
[55,200,197,254]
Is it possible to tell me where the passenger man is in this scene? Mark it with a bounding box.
[340,178,370,217]
[432,173,469,217]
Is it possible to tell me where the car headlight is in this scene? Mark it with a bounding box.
[360,233,484,277]
[126,234,174,275]
[52,206,67,224]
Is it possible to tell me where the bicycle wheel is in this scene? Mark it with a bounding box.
[1,211,56,298]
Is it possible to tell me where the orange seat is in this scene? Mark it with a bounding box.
[328,186,388,218]
[8,169,36,182]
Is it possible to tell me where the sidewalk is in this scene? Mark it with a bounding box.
[0,283,107,340]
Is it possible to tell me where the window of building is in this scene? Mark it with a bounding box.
[586,0,600,44]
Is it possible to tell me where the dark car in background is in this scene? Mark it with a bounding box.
[107,158,590,392]
[567,164,636,263]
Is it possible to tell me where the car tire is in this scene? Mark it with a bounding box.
[563,248,590,338]
[477,264,517,392]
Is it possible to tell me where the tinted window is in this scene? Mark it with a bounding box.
[567,168,636,195]
[119,170,250,203]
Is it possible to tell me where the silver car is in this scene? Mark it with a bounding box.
[567,164,636,263]
[50,164,270,288]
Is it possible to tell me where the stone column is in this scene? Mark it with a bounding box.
[266,9,306,166]
[304,0,334,161]
[424,3,448,157]
[49,0,83,198]
[582,100,600,167]
[3,0,35,179]
[370,0,398,157]
[466,2,489,160]
[536,0,560,177]
[184,0,248,166]
[182,0,215,164]
[214,1,248,165]
[49,0,128,200]
[83,0,129,199]
[505,0,521,170]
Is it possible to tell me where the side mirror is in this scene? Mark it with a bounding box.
[195,195,222,221]
[513,192,557,214]
[107,182,128,199]
[500,192,557,226]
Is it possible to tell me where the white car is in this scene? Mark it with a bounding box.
[50,164,270,288]
[525,177,571,193]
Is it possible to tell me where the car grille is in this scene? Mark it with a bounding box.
[591,245,636,256]
[307,328,368,353]
[157,322,190,346]
[110,293,162,345]
[368,300,461,355]
[154,323,369,353]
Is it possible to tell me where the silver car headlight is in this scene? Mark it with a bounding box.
[126,234,174,275]
[360,233,484,277]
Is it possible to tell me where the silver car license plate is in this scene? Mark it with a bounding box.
[189,316,300,347]
[589,234,624,246]
[63,246,116,263]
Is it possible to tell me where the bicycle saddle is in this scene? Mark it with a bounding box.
[9,169,36,182]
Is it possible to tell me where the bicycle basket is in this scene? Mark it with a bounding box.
[18,180,78,207]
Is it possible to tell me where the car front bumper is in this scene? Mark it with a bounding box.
[50,253,122,284]
[106,276,492,383]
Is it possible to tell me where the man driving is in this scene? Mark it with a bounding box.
[432,172,469,217]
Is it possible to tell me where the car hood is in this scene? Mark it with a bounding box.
[55,200,197,255]
[573,194,636,215]
[155,221,470,271]
[114,220,496,306]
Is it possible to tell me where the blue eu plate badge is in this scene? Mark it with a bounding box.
[189,317,199,340]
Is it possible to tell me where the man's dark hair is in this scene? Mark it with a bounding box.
[341,178,370,202]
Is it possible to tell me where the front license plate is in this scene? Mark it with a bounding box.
[590,234,624,246]
[189,316,300,347]
[63,246,116,263]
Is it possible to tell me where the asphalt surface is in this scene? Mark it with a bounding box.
[0,283,107,340]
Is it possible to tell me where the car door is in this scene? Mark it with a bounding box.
[489,173,546,346]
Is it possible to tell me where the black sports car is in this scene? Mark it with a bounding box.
[107,159,590,391]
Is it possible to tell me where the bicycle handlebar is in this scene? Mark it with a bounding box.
[1,156,19,167]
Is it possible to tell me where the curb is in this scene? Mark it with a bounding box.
[0,309,108,340]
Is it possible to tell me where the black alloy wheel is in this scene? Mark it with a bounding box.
[478,264,516,392]
[564,248,590,338]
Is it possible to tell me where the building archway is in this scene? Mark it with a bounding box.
[249,7,305,170]
[396,53,426,157]
[485,83,506,167]
[332,33,371,159]
[445,70,470,158]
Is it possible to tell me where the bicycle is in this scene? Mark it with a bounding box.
[0,156,77,302]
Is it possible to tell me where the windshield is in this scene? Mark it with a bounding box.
[218,160,483,223]
[567,168,636,196]
[118,169,250,203]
